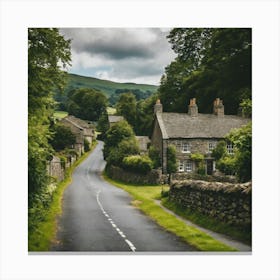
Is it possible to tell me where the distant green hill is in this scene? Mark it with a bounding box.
[55,73,158,108]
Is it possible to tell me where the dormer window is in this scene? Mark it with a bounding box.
[182,143,191,153]
[227,143,234,154]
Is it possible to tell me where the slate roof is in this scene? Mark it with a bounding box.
[62,115,94,137]
[136,136,150,151]
[65,115,92,129]
[157,112,249,139]
[108,115,124,124]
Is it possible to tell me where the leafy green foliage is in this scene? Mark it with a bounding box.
[104,120,134,150]
[104,120,139,165]
[134,94,158,136]
[50,124,76,151]
[109,88,153,105]
[148,145,161,168]
[159,28,251,114]
[239,98,252,118]
[67,88,107,121]
[190,153,205,175]
[212,122,252,182]
[106,138,140,166]
[167,145,178,174]
[190,153,204,162]
[28,28,71,196]
[84,138,90,152]
[227,122,252,182]
[97,111,109,139]
[54,73,158,109]
[122,155,153,174]
[197,162,206,175]
[211,141,227,161]
[116,92,137,128]
[216,156,236,175]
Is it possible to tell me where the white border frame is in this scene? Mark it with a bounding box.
[1,0,280,280]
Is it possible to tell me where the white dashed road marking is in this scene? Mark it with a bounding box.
[96,190,136,252]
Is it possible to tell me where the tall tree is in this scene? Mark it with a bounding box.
[159,28,251,115]
[28,28,71,195]
[67,88,107,121]
[116,92,137,128]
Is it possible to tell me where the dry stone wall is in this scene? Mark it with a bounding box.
[106,165,167,185]
[169,180,251,228]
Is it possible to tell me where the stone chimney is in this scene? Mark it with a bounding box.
[213,98,224,117]
[188,98,198,117]
[154,99,163,114]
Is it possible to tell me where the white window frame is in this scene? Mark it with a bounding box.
[227,143,234,154]
[185,160,193,172]
[178,160,184,172]
[208,141,216,152]
[182,143,191,153]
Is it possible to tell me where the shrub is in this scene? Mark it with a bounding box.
[122,155,153,174]
[167,145,177,174]
[211,141,226,161]
[148,145,161,168]
[106,138,140,165]
[216,156,236,175]
[197,162,206,175]
[50,124,76,151]
[84,138,90,152]
[190,153,204,162]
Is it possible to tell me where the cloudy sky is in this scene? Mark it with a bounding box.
[60,28,176,85]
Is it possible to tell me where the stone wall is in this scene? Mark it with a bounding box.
[47,156,65,182]
[47,155,78,182]
[171,172,237,183]
[106,165,167,185]
[169,180,251,228]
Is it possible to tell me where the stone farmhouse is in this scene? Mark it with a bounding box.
[151,98,249,175]
[60,115,95,156]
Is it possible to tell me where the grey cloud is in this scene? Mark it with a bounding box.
[59,28,175,84]
[61,28,159,59]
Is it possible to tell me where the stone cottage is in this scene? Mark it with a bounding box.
[60,115,95,156]
[151,98,249,175]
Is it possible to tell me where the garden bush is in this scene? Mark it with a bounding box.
[122,155,153,174]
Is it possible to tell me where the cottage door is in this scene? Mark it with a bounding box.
[206,160,213,175]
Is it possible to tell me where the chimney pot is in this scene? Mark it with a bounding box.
[154,99,163,114]
[188,98,198,117]
[213,98,224,117]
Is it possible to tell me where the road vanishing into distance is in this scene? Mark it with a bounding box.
[52,141,194,252]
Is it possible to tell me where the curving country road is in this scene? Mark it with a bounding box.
[52,141,194,252]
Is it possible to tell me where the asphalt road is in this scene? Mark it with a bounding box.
[52,141,194,252]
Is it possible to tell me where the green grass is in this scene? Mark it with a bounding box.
[162,198,252,245]
[66,73,158,97]
[28,141,97,251]
[103,174,237,252]
[53,110,68,119]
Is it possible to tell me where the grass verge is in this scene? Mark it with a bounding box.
[103,174,237,252]
[162,198,251,245]
[28,141,97,251]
